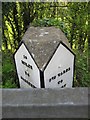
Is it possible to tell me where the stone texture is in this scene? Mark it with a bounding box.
[1,88,88,119]
[22,27,71,70]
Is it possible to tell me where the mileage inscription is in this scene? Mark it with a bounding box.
[49,67,71,82]
[20,54,36,88]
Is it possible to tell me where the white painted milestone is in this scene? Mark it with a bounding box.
[15,43,40,88]
[44,43,74,88]
[14,27,75,88]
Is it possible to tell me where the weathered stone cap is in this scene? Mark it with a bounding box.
[22,27,70,70]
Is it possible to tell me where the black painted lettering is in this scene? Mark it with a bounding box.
[25,71,30,77]
[23,55,27,59]
[21,60,33,70]
[61,72,63,76]
[68,67,70,71]
[66,67,70,73]
[52,76,56,80]
[61,86,63,88]
[61,79,63,83]
[61,84,66,88]
[58,81,60,84]
[58,73,61,77]
[49,78,52,82]
[28,64,33,70]
[57,67,71,78]
[66,68,68,72]
[58,79,63,84]
[63,70,66,74]
[21,76,36,88]
[63,84,66,87]
[21,60,27,66]
[49,67,71,84]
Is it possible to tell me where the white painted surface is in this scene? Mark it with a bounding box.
[44,43,74,88]
[15,43,40,88]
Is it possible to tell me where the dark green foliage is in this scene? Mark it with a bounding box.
[32,18,68,37]
[2,51,18,88]
[75,51,90,87]
[2,2,90,88]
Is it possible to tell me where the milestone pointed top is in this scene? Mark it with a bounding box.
[21,26,70,70]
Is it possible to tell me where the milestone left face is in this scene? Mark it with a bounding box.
[14,43,40,88]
